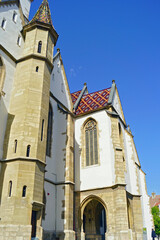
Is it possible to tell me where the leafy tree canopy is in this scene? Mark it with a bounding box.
[152,206,160,236]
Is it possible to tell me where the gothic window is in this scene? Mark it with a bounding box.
[0,56,5,95]
[85,119,98,166]
[22,185,27,197]
[37,41,42,53]
[36,66,39,72]
[46,103,53,157]
[1,18,6,30]
[12,12,17,23]
[8,181,12,197]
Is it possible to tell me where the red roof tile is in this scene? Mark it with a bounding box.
[71,88,111,115]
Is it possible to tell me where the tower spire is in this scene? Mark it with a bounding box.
[30,0,54,28]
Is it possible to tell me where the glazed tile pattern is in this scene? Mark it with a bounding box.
[71,88,111,115]
[30,0,53,27]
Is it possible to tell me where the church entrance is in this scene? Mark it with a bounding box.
[83,199,106,240]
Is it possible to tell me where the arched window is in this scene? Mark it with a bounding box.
[36,66,39,72]
[46,103,53,157]
[85,119,98,166]
[26,145,31,157]
[22,185,27,197]
[0,56,5,95]
[37,41,42,53]
[8,181,12,197]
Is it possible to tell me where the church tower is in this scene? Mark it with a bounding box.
[0,0,58,239]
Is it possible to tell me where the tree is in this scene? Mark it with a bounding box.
[152,206,160,239]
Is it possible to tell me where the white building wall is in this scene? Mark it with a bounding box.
[0,3,24,59]
[75,110,115,191]
[139,169,153,240]
[51,55,71,111]
[124,131,139,195]
[0,50,16,159]
[20,0,32,20]
[42,181,56,231]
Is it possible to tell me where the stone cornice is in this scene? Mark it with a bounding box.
[23,21,59,45]
[1,157,46,166]
[16,53,53,69]
[0,44,17,62]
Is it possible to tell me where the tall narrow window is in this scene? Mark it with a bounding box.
[12,12,17,22]
[1,18,6,30]
[36,66,39,72]
[37,41,42,53]
[22,185,27,197]
[17,35,21,46]
[8,181,12,197]
[46,103,53,157]
[26,145,31,157]
[41,119,44,141]
[85,119,98,166]
[0,56,5,94]
[14,139,17,153]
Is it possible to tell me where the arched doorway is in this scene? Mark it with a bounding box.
[83,199,107,240]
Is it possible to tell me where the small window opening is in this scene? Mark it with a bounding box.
[8,181,12,197]
[41,119,44,141]
[26,145,31,157]
[13,12,17,22]
[118,123,121,136]
[1,18,6,30]
[17,35,21,46]
[36,66,39,72]
[14,139,17,153]
[37,41,42,53]
[22,185,27,197]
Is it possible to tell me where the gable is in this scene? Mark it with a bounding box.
[51,53,72,111]
[112,88,126,125]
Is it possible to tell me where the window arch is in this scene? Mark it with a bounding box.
[46,103,53,157]
[0,56,5,96]
[85,119,98,166]
[37,41,42,53]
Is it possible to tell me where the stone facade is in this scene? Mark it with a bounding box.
[0,0,153,240]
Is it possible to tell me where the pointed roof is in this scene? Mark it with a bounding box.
[30,0,54,28]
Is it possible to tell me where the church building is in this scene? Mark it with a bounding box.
[0,0,153,240]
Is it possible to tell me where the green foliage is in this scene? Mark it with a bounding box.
[152,206,160,236]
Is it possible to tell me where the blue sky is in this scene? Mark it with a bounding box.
[29,0,160,195]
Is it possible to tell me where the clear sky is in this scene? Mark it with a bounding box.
[29,0,160,196]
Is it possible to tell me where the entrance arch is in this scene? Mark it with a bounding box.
[81,197,107,240]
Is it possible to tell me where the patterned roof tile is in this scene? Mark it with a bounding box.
[30,0,54,28]
[71,88,111,115]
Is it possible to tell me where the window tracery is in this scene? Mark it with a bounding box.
[85,119,98,166]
